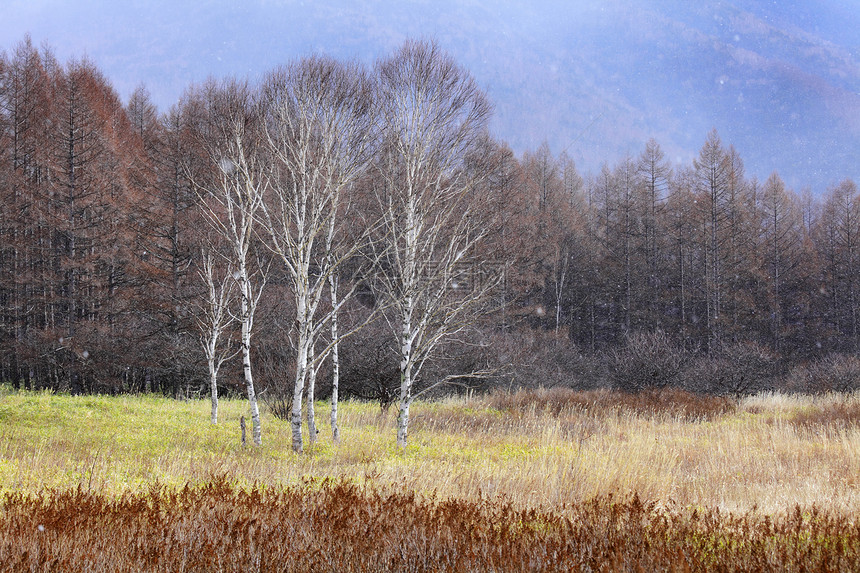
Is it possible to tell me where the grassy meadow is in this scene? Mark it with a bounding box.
[1,387,859,570]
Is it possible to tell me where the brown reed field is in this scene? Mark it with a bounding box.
[0,387,858,571]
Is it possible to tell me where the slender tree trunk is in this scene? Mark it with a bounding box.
[710,176,721,350]
[291,290,310,452]
[329,272,341,443]
[553,247,567,337]
[395,192,418,449]
[397,310,413,448]
[291,342,308,452]
[396,396,411,448]
[850,216,858,343]
[242,358,261,444]
[209,354,218,424]
[240,275,261,446]
[624,230,632,333]
[306,341,318,447]
[680,240,686,327]
[396,373,412,448]
[199,250,233,425]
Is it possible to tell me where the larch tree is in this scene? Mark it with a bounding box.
[694,129,731,350]
[592,158,640,339]
[636,138,670,326]
[47,57,141,392]
[817,179,860,346]
[575,173,605,350]
[0,37,54,388]
[374,39,496,448]
[719,145,755,343]
[122,84,171,391]
[665,167,699,340]
[759,172,805,352]
[133,93,203,396]
[520,143,575,335]
[259,56,377,453]
[614,154,640,333]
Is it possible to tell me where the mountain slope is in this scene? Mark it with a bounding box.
[2,0,857,191]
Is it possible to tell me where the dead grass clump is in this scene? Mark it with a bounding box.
[409,407,505,434]
[610,388,736,420]
[790,400,860,431]
[485,387,735,421]
[1,479,858,572]
[484,386,596,416]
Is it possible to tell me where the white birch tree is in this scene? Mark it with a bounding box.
[375,40,497,448]
[195,81,267,445]
[195,247,237,424]
[259,56,377,453]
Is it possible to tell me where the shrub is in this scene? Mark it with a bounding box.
[608,330,687,392]
[805,353,860,393]
[256,345,296,420]
[492,332,602,389]
[338,320,401,411]
[687,341,777,397]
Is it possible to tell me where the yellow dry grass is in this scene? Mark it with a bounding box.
[0,388,857,518]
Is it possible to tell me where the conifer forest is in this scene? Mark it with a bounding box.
[1,35,859,405]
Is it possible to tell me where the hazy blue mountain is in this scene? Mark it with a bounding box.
[2,0,858,192]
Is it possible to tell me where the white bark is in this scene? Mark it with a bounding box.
[306,340,318,447]
[329,270,341,443]
[376,40,498,448]
[196,248,236,425]
[396,396,411,448]
[239,265,262,446]
[290,299,311,452]
[194,82,266,444]
[259,56,377,453]
[396,312,414,448]
[208,361,218,424]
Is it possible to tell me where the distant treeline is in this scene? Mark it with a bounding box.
[0,36,857,397]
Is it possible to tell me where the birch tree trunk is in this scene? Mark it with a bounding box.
[329,271,341,443]
[259,56,377,453]
[239,267,262,445]
[196,248,236,425]
[306,340,318,447]
[291,302,310,452]
[376,40,497,448]
[396,317,414,448]
[193,80,265,443]
[209,359,219,424]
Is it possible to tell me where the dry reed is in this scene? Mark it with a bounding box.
[2,477,858,572]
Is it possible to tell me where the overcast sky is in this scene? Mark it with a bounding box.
[2,0,858,193]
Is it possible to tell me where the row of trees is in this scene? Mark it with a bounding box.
[1,36,859,446]
[0,37,501,449]
[521,132,859,361]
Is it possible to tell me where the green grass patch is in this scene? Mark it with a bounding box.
[0,388,857,522]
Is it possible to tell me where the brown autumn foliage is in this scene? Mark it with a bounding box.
[4,33,860,398]
[1,477,857,572]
